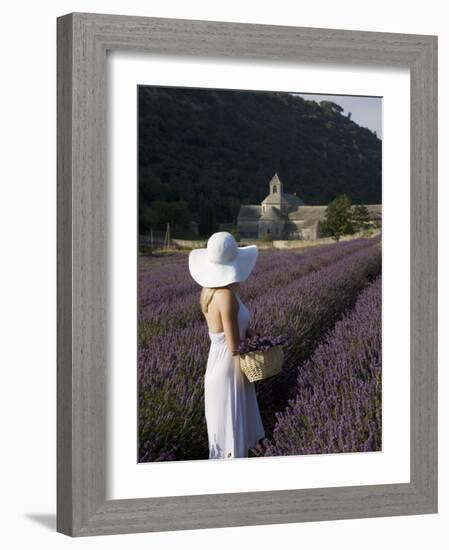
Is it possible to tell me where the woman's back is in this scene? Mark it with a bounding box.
[209,292,249,338]
[203,288,229,334]
[204,287,249,338]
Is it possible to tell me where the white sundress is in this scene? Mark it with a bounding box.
[204,291,266,459]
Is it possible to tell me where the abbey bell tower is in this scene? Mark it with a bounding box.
[269,173,283,196]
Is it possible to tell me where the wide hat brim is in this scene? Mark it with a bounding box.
[188,244,258,288]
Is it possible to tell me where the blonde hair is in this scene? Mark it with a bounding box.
[200,282,240,314]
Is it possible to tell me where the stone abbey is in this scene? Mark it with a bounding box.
[236,173,381,240]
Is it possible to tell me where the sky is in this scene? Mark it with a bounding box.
[292,93,382,139]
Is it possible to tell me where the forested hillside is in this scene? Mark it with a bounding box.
[138,86,381,235]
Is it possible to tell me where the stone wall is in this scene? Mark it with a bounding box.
[172,229,380,251]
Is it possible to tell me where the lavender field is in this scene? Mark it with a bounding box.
[138,235,382,462]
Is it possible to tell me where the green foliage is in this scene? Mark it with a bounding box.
[139,199,191,234]
[352,204,371,232]
[321,194,355,241]
[320,100,344,114]
[362,227,375,237]
[197,195,218,236]
[260,232,273,242]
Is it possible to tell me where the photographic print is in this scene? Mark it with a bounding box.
[137,85,382,462]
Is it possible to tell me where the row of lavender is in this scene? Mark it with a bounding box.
[257,274,382,456]
[139,236,381,461]
[246,238,381,435]
[138,236,378,343]
[139,237,369,307]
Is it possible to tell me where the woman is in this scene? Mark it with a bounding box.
[188,231,265,459]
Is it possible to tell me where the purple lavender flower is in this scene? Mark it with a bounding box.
[237,334,288,354]
[258,274,382,457]
[138,235,382,461]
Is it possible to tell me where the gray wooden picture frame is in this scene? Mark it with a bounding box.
[57,12,438,537]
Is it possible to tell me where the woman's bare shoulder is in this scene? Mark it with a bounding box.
[212,288,237,309]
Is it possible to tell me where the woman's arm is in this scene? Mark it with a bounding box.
[214,289,241,356]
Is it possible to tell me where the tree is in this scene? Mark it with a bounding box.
[321,194,354,241]
[260,232,273,242]
[138,199,191,234]
[198,195,218,236]
[351,204,371,232]
[320,100,344,114]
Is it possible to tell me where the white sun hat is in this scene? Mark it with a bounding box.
[188,231,258,288]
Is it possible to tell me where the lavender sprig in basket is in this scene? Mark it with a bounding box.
[237,335,288,383]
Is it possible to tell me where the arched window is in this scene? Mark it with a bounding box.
[273,185,277,193]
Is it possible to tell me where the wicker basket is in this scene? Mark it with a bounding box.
[238,345,284,383]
